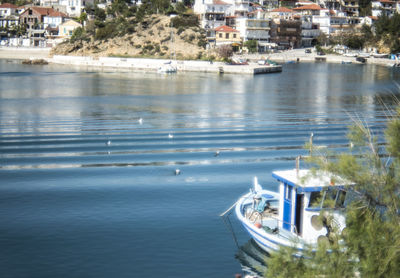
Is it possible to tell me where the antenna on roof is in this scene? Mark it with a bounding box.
[296,155,301,178]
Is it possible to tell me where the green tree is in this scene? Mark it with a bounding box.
[244,40,257,53]
[78,12,87,24]
[343,32,364,49]
[94,7,106,21]
[266,106,400,277]
[175,2,187,14]
[70,27,87,42]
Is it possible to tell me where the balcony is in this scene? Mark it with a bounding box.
[302,29,320,37]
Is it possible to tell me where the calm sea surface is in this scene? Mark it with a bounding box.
[0,60,399,278]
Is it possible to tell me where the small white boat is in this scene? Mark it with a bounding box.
[372,53,388,58]
[157,61,177,74]
[235,169,348,254]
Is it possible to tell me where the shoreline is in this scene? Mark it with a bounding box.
[0,47,51,60]
[0,46,397,70]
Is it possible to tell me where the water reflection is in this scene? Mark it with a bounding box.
[236,239,269,278]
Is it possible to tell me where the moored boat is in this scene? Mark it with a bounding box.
[235,169,349,254]
[157,61,177,74]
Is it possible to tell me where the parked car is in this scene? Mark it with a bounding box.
[305,49,312,53]
[317,51,326,56]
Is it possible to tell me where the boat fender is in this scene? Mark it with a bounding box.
[254,222,262,229]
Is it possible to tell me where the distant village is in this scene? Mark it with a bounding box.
[0,0,398,52]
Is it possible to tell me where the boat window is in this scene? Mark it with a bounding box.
[285,185,292,200]
[308,189,348,210]
[322,188,337,208]
[308,191,322,208]
[335,190,346,208]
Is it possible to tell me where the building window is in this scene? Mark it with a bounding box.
[225,33,229,39]
[219,33,222,38]
[233,34,236,38]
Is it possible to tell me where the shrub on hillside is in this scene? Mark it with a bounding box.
[171,15,198,28]
[70,27,89,43]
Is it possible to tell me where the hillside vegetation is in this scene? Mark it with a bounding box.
[51,0,209,59]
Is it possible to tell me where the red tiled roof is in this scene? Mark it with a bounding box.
[329,9,336,15]
[213,0,229,5]
[272,7,294,12]
[30,7,67,17]
[293,4,322,10]
[215,25,239,32]
[369,15,378,20]
[48,10,67,17]
[0,3,18,9]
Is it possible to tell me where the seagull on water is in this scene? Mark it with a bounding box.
[175,169,181,175]
[168,133,174,139]
[106,140,111,146]
[138,118,143,125]
[214,150,220,157]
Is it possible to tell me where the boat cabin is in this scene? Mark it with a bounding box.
[272,169,348,243]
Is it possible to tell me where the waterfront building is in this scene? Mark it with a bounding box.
[214,24,241,49]
[270,18,302,49]
[261,0,279,9]
[293,3,323,15]
[194,0,229,29]
[329,15,360,35]
[371,0,397,17]
[0,3,18,17]
[269,7,294,20]
[59,0,95,17]
[311,8,331,35]
[300,15,320,47]
[0,3,19,28]
[341,0,359,16]
[236,16,272,52]
[19,7,67,46]
[194,0,230,45]
[58,19,82,37]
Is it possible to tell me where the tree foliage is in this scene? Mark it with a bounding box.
[244,40,257,53]
[171,14,199,28]
[375,13,400,53]
[216,44,233,61]
[266,106,400,277]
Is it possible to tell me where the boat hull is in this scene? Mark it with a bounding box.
[235,190,305,254]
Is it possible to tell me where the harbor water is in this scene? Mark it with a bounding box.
[0,60,399,277]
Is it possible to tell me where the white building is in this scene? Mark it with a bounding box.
[39,0,59,6]
[0,3,19,28]
[236,17,271,51]
[371,0,397,17]
[0,3,18,17]
[43,10,68,29]
[59,0,95,17]
[312,9,331,35]
[58,19,82,37]
[225,0,250,17]
[194,0,230,29]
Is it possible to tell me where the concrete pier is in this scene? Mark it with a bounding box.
[49,55,282,75]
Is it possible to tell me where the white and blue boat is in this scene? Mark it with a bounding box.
[235,169,349,254]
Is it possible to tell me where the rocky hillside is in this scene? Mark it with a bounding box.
[51,15,209,60]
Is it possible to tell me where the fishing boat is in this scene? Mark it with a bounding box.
[234,168,349,254]
[157,61,177,74]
